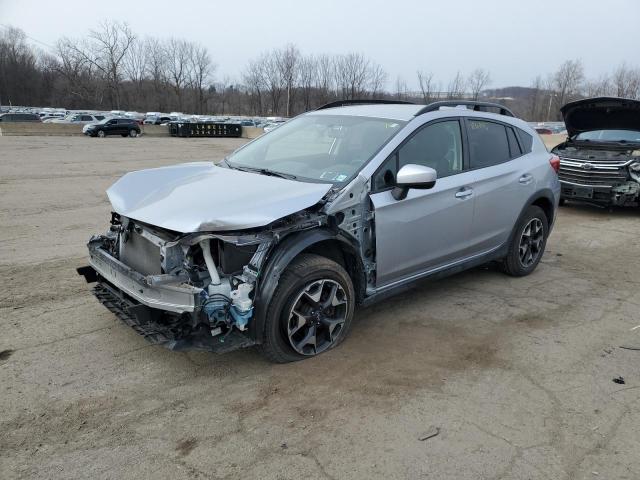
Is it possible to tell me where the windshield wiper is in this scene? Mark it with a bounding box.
[232,165,297,180]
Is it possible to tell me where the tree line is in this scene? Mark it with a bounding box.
[1,22,639,120]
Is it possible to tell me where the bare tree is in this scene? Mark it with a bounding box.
[447,71,466,99]
[416,70,436,103]
[369,63,387,98]
[123,38,148,109]
[527,75,545,121]
[242,59,267,115]
[394,76,408,100]
[584,73,612,98]
[298,55,317,112]
[275,44,300,116]
[335,52,371,99]
[58,21,136,108]
[188,43,214,113]
[612,63,640,99]
[164,38,192,111]
[55,38,103,106]
[0,26,41,106]
[551,59,584,118]
[315,54,335,104]
[467,68,491,100]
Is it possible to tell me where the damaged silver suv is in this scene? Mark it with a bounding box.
[78,100,560,362]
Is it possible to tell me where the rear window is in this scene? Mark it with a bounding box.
[468,120,511,169]
[516,128,533,153]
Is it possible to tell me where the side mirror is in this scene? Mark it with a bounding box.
[392,164,437,201]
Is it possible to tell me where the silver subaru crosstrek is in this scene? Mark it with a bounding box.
[78,100,561,362]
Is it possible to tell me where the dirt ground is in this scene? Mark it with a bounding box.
[1,136,639,480]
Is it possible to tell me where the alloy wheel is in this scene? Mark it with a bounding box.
[286,279,348,356]
[518,218,544,267]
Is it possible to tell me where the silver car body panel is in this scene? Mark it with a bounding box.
[107,162,332,233]
[342,108,558,289]
[371,171,476,286]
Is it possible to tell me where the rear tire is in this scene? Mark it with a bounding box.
[129,129,138,138]
[502,205,548,277]
[559,198,566,207]
[259,254,355,363]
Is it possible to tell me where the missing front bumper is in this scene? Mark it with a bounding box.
[88,277,255,353]
[87,239,199,314]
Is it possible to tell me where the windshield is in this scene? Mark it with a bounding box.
[575,130,640,143]
[226,114,406,183]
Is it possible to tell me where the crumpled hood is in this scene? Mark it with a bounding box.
[561,97,640,137]
[107,162,332,233]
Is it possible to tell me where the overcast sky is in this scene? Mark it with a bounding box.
[1,0,638,90]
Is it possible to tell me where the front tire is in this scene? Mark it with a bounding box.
[260,254,355,363]
[97,130,106,138]
[502,205,548,277]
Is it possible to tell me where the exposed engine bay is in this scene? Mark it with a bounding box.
[555,96,640,207]
[78,178,376,353]
[554,143,640,207]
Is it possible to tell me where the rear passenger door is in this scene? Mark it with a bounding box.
[115,119,128,135]
[465,118,536,252]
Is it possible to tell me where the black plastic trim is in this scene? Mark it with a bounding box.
[316,99,415,110]
[416,101,515,118]
[250,228,363,342]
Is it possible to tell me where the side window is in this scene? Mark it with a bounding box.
[506,127,522,158]
[81,115,92,121]
[372,120,464,191]
[468,120,510,169]
[516,128,533,153]
[398,121,463,177]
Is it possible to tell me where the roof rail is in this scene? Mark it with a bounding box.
[415,101,515,118]
[316,99,415,110]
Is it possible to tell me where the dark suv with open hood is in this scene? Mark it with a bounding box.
[553,97,640,207]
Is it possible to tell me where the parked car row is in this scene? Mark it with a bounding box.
[530,122,567,135]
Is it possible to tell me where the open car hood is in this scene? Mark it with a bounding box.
[561,97,640,137]
[107,162,332,233]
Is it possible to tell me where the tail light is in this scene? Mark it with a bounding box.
[549,155,560,173]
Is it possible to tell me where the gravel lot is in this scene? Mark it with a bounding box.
[1,136,639,480]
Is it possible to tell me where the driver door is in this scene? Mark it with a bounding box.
[370,119,476,287]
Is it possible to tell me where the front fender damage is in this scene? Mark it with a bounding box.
[78,208,332,352]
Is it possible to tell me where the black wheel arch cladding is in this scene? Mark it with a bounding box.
[249,228,364,342]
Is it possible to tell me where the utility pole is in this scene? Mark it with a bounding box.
[546,93,556,122]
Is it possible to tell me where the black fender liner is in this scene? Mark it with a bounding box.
[249,228,363,342]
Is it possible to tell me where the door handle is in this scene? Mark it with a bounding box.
[455,188,473,199]
[519,174,533,185]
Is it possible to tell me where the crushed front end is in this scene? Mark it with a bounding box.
[555,145,640,207]
[77,213,273,352]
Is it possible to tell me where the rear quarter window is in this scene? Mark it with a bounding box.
[516,128,533,153]
[506,127,522,158]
